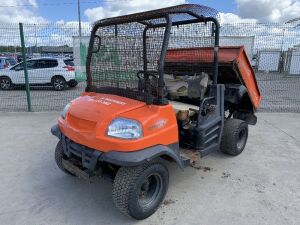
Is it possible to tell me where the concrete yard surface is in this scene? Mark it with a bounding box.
[0,112,300,225]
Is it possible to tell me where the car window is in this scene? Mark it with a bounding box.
[6,58,17,66]
[27,60,37,69]
[47,60,59,68]
[36,59,58,69]
[12,60,36,71]
[12,63,23,71]
[64,59,74,66]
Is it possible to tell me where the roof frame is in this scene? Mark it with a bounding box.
[93,4,219,28]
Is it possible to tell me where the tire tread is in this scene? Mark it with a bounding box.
[112,161,168,219]
[220,118,248,156]
[55,141,74,175]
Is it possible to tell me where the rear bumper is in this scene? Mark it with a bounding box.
[51,124,184,170]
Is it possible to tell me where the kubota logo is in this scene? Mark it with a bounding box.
[148,119,167,131]
[92,97,127,106]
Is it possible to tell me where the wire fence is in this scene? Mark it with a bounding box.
[0,22,300,112]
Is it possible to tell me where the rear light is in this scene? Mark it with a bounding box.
[3,63,9,68]
[64,65,75,71]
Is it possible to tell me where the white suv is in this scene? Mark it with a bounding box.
[0,58,77,91]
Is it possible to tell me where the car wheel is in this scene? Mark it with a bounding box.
[55,141,75,176]
[220,119,248,156]
[52,76,66,91]
[68,80,78,88]
[0,77,13,90]
[112,161,169,220]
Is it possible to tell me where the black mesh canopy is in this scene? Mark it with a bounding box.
[95,4,219,27]
[86,4,219,104]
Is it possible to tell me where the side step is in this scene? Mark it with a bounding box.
[180,148,200,168]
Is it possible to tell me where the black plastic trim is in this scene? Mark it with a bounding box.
[51,124,61,138]
[101,144,183,168]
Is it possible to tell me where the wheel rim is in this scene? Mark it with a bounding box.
[0,79,10,89]
[138,173,163,210]
[237,128,247,150]
[54,79,64,90]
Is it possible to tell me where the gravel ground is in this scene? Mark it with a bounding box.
[0,112,299,225]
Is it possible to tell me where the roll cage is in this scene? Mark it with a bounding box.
[86,4,220,105]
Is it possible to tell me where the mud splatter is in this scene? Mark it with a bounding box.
[163,199,176,205]
[192,164,212,172]
[221,172,231,178]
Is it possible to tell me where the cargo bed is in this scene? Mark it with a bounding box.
[165,46,261,110]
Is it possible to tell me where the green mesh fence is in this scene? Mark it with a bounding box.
[0,22,300,112]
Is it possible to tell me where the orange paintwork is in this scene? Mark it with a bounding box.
[165,46,262,110]
[58,92,179,152]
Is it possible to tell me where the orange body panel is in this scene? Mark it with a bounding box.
[58,92,179,152]
[165,46,262,110]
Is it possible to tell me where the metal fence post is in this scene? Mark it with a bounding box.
[19,23,32,112]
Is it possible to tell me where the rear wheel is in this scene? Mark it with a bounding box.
[220,119,248,156]
[55,141,74,176]
[112,161,169,220]
[52,76,66,91]
[0,77,13,90]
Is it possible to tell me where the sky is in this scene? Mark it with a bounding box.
[0,0,300,24]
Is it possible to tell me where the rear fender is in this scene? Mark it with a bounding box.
[233,92,257,125]
[224,84,257,125]
[224,84,247,105]
[233,111,257,125]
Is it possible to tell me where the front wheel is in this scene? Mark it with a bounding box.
[112,161,169,220]
[0,77,13,90]
[220,119,248,156]
[55,141,74,176]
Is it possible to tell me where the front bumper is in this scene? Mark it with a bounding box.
[51,124,184,170]
[51,124,102,172]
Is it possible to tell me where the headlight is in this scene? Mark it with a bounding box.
[107,118,143,139]
[61,103,71,119]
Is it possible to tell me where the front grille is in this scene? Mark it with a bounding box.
[63,136,102,170]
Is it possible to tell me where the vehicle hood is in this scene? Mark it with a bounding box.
[67,93,146,128]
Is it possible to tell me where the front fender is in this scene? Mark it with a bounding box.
[101,144,184,169]
[51,124,61,139]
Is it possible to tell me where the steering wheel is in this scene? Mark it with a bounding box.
[136,70,159,80]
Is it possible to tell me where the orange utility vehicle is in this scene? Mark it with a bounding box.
[51,4,261,220]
